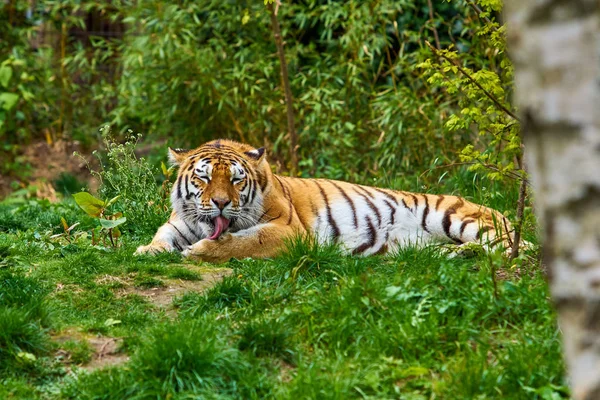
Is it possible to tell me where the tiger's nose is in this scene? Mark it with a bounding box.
[212,198,231,210]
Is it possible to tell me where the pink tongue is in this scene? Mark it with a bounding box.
[208,216,230,240]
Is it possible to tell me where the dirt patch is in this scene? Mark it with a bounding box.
[82,336,129,370]
[53,330,129,371]
[104,266,233,310]
[0,140,98,199]
[277,360,296,383]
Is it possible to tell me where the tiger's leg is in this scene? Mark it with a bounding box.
[182,222,305,263]
[135,212,202,255]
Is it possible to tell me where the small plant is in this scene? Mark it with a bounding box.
[73,192,126,248]
[76,127,171,238]
[49,217,81,244]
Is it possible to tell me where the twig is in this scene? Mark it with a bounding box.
[467,0,495,28]
[510,151,527,261]
[426,0,441,50]
[268,1,298,175]
[425,41,520,122]
[510,171,527,260]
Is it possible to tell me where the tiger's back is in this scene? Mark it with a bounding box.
[135,139,514,262]
[278,177,512,256]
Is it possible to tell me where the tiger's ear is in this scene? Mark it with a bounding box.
[168,147,189,165]
[244,147,266,162]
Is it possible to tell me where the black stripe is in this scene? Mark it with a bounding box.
[352,216,377,255]
[374,232,390,255]
[181,218,199,240]
[172,240,183,252]
[421,195,430,233]
[274,176,294,225]
[353,187,382,226]
[459,219,475,237]
[314,180,340,240]
[435,195,445,210]
[184,175,192,200]
[168,222,193,246]
[401,199,410,210]
[383,200,396,225]
[176,176,183,199]
[442,199,465,240]
[372,187,399,205]
[247,178,256,205]
[356,185,376,199]
[408,193,420,213]
[328,181,358,228]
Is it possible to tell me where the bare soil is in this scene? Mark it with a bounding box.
[117,267,233,309]
[53,330,129,371]
[53,266,232,371]
[0,140,98,199]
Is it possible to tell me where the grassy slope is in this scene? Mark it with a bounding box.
[0,187,566,399]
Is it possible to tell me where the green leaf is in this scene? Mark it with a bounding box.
[17,352,37,363]
[105,195,121,208]
[104,318,122,327]
[0,66,12,88]
[73,192,105,217]
[0,92,19,110]
[99,217,127,229]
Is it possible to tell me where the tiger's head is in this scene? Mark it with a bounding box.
[168,139,269,239]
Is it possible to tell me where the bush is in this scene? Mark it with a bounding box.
[81,130,171,238]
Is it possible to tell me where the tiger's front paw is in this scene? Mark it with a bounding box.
[182,234,232,263]
[134,241,174,256]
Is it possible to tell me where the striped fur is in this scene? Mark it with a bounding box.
[135,139,515,263]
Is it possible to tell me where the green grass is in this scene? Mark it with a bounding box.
[0,189,565,399]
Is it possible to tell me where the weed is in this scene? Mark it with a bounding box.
[77,129,171,239]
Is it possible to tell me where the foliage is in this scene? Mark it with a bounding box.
[77,129,171,239]
[418,1,523,184]
[1,0,521,189]
[72,191,126,247]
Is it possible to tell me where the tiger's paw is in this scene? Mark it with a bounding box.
[134,241,174,256]
[182,234,232,263]
[439,242,486,258]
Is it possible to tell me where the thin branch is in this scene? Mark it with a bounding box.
[510,148,528,260]
[425,41,520,122]
[510,169,527,260]
[467,0,495,28]
[426,0,441,50]
[268,1,298,175]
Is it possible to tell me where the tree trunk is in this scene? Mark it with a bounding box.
[505,2,600,399]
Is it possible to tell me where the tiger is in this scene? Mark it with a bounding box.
[134,139,516,263]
